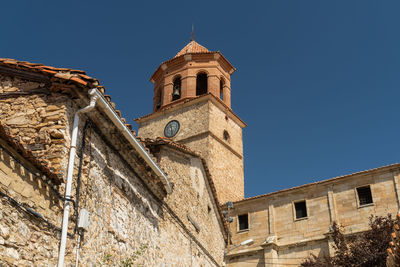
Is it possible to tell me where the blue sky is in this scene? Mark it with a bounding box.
[1,1,399,198]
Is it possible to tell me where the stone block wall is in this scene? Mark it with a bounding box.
[225,165,400,266]
[138,100,210,142]
[157,147,226,264]
[0,76,71,175]
[0,139,62,266]
[137,97,245,203]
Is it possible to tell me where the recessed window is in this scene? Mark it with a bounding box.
[223,130,230,141]
[238,214,249,231]
[155,88,162,110]
[196,72,208,96]
[219,78,224,100]
[294,200,307,220]
[357,186,373,206]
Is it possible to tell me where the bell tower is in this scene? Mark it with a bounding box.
[135,40,246,203]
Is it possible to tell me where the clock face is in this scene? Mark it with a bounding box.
[164,120,180,138]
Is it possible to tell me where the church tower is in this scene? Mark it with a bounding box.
[135,40,246,203]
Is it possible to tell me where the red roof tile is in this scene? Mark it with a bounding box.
[0,58,99,88]
[0,57,138,138]
[175,41,210,58]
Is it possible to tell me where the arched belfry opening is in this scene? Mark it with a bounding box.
[155,87,162,111]
[196,72,208,96]
[219,78,224,100]
[172,76,181,101]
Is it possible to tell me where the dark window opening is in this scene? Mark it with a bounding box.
[357,186,373,206]
[295,201,307,219]
[238,214,249,231]
[219,79,224,100]
[223,130,230,141]
[196,73,208,96]
[172,77,181,101]
[155,88,162,110]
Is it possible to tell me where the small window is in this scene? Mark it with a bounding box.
[238,214,249,231]
[223,130,230,141]
[294,200,307,219]
[357,186,373,206]
[172,76,181,101]
[196,73,208,96]
[219,79,224,100]
[155,88,162,110]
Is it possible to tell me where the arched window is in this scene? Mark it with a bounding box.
[196,72,208,96]
[155,88,162,110]
[219,78,224,100]
[172,76,181,101]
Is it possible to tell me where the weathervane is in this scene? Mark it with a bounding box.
[191,24,194,41]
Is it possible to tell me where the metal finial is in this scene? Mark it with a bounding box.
[191,24,194,41]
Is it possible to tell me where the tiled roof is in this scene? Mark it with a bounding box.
[0,58,99,87]
[140,137,229,237]
[0,124,62,186]
[0,57,136,136]
[235,163,400,204]
[175,41,210,58]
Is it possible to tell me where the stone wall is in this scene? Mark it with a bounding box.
[0,72,226,266]
[137,97,245,203]
[0,139,62,266]
[157,146,226,264]
[0,75,71,175]
[138,100,210,142]
[225,165,400,266]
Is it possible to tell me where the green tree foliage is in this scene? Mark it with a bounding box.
[301,214,395,267]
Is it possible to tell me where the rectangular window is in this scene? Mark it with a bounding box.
[238,214,249,231]
[357,186,373,206]
[294,200,307,219]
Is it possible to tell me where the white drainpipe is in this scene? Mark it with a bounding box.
[57,88,172,266]
[57,89,98,267]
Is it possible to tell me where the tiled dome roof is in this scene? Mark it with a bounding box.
[174,41,209,58]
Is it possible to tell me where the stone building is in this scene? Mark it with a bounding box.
[0,55,227,266]
[0,40,398,267]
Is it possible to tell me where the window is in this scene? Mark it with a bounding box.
[155,88,162,110]
[172,76,181,101]
[196,73,208,96]
[294,200,307,220]
[223,130,230,141]
[357,186,373,206]
[219,79,224,100]
[238,214,249,231]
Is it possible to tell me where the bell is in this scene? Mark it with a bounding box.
[172,86,180,97]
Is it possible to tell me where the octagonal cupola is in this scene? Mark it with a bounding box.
[150,40,236,112]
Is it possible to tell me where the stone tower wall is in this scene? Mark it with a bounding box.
[137,97,245,203]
